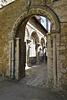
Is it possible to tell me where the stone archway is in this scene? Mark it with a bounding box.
[9,5,61,89]
[31,31,39,43]
[31,31,39,63]
[11,6,60,37]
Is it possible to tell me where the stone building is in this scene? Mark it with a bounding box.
[25,16,47,65]
[0,0,67,91]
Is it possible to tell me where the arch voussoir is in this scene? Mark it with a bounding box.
[11,6,60,38]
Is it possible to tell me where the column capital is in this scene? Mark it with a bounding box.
[51,30,60,34]
[9,37,15,41]
[43,45,45,49]
[36,43,40,47]
[27,39,31,44]
[47,33,51,35]
[51,34,56,39]
[15,37,20,40]
[47,33,51,40]
[50,30,60,38]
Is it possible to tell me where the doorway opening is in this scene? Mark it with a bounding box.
[23,15,49,87]
[9,6,60,89]
[10,15,53,88]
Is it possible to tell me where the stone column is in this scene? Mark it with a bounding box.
[27,45,30,66]
[36,43,40,63]
[9,38,15,79]
[8,40,12,77]
[26,42,27,67]
[36,46,38,63]
[53,35,57,88]
[43,46,45,55]
[26,39,31,66]
[47,33,53,87]
[9,40,11,77]
[15,38,20,80]
[43,45,45,61]
[56,34,62,90]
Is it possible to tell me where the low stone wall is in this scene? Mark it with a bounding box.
[38,56,44,63]
[29,57,36,64]
[29,56,44,64]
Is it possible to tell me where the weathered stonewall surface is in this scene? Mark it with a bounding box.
[0,0,67,91]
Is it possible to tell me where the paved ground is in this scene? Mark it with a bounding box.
[21,62,48,88]
[0,62,67,100]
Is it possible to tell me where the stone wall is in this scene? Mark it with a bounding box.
[47,0,67,90]
[29,57,36,64]
[0,0,67,91]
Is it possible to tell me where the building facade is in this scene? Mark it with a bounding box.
[25,16,47,65]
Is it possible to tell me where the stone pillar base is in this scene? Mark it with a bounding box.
[27,63,32,67]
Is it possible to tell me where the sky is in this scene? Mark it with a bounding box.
[40,16,46,29]
[41,16,51,32]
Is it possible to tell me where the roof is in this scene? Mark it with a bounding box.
[33,16,48,33]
